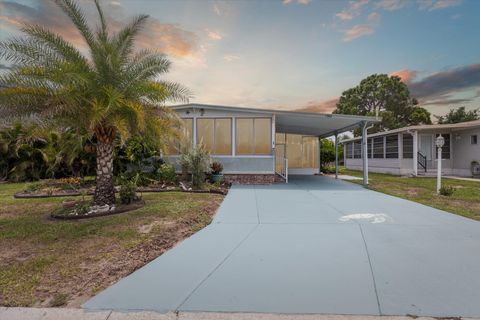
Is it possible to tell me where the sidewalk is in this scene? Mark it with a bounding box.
[2,308,478,320]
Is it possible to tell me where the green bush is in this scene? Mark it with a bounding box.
[439,185,455,196]
[322,166,336,174]
[179,144,210,189]
[157,163,177,183]
[119,179,137,204]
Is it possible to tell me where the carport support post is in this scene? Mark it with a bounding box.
[334,132,339,179]
[318,137,322,174]
[362,122,369,186]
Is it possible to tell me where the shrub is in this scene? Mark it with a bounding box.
[157,163,177,183]
[179,144,210,189]
[439,185,454,196]
[322,165,336,174]
[210,162,223,174]
[119,179,137,204]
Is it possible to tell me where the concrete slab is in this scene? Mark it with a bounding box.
[179,224,379,315]
[40,309,111,320]
[83,224,256,312]
[212,186,258,224]
[107,311,176,320]
[361,224,480,317]
[0,308,45,320]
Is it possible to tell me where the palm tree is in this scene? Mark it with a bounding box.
[0,0,189,205]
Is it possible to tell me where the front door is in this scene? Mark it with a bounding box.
[419,134,433,160]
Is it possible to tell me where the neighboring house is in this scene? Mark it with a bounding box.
[165,104,378,183]
[342,120,480,177]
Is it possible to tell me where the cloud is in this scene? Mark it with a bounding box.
[283,0,312,4]
[375,0,408,11]
[343,24,375,41]
[213,2,222,16]
[390,69,418,83]
[0,0,198,58]
[223,55,240,62]
[405,64,480,106]
[206,29,223,40]
[295,98,339,113]
[367,12,381,22]
[335,0,370,20]
[417,0,462,11]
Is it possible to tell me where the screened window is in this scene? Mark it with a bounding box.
[197,118,232,155]
[435,134,450,159]
[165,118,193,155]
[236,118,272,155]
[385,135,399,158]
[402,134,413,159]
[367,138,372,158]
[373,137,384,158]
[345,142,353,159]
[471,135,478,145]
[353,141,362,159]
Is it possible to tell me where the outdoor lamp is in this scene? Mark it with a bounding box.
[436,134,444,194]
[436,135,445,148]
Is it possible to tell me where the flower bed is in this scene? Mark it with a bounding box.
[51,200,145,220]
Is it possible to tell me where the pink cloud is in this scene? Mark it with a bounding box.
[0,0,198,58]
[295,98,339,113]
[390,69,418,83]
[417,0,462,11]
[343,24,375,41]
[375,0,409,11]
[335,0,370,20]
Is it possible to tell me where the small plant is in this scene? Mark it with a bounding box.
[50,293,69,307]
[157,163,177,184]
[179,144,210,189]
[439,185,455,196]
[210,162,223,174]
[119,179,138,204]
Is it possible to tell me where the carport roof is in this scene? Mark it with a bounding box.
[171,103,380,138]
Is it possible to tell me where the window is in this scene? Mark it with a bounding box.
[402,134,413,159]
[367,138,372,158]
[385,135,399,158]
[165,118,193,155]
[197,118,232,155]
[373,137,384,158]
[435,134,450,159]
[236,118,272,155]
[345,142,353,159]
[353,141,362,159]
[471,135,478,145]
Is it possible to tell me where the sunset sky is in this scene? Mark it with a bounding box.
[1,0,479,118]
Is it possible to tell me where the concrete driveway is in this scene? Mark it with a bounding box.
[84,176,480,317]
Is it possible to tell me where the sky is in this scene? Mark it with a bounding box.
[1,0,480,119]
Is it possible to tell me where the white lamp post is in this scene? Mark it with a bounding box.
[436,134,445,194]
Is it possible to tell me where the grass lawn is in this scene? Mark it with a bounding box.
[340,168,480,221]
[0,182,224,307]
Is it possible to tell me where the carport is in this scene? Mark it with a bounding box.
[272,109,379,184]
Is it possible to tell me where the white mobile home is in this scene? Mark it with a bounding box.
[165,104,378,183]
[342,120,480,177]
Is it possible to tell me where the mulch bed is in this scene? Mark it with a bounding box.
[16,184,229,199]
[50,201,145,220]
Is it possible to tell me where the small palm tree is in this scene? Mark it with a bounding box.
[0,0,189,205]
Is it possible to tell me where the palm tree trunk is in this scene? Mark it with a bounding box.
[93,128,116,206]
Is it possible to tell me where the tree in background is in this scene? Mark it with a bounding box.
[320,138,343,170]
[436,107,479,124]
[334,74,431,134]
[0,0,188,205]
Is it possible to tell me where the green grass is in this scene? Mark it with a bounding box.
[0,182,223,307]
[340,168,480,221]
